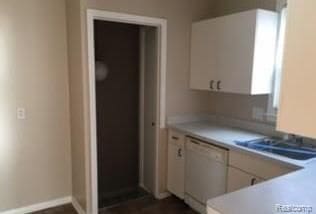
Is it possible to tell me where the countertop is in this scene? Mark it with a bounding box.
[207,161,316,214]
[168,120,316,214]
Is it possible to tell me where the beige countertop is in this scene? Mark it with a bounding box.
[168,120,316,214]
[207,160,316,214]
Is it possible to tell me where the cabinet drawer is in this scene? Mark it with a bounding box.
[229,150,293,180]
[227,166,264,193]
[168,130,185,147]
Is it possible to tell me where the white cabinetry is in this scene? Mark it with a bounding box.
[277,0,316,139]
[190,9,278,94]
[167,130,185,199]
[227,150,294,193]
[227,167,263,192]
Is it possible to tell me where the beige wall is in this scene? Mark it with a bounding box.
[65,0,88,211]
[86,0,218,201]
[0,0,71,212]
[213,93,270,122]
[213,0,277,16]
[211,0,277,124]
[67,0,279,212]
[67,0,217,211]
[86,0,215,117]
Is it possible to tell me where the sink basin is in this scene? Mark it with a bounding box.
[235,138,316,161]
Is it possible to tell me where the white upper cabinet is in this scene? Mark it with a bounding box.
[277,0,316,139]
[190,9,278,95]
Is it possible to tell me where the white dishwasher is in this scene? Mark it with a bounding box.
[185,137,228,214]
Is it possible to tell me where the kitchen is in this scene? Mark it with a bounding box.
[1,0,316,214]
[167,0,316,214]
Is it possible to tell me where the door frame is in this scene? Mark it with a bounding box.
[87,9,167,214]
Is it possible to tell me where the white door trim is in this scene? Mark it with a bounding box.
[87,9,167,214]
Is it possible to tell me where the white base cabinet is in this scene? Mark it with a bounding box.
[227,150,294,193]
[167,130,185,199]
[227,167,263,193]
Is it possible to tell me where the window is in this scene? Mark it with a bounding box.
[273,6,288,108]
[266,3,287,121]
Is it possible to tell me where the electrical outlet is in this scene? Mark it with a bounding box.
[17,107,26,120]
[252,107,264,121]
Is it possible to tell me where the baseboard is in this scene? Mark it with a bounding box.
[2,196,72,214]
[156,191,171,199]
[72,197,86,214]
[207,206,221,214]
[139,183,151,193]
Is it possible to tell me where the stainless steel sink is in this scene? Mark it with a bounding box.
[235,138,316,161]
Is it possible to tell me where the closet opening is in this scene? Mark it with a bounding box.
[87,11,167,213]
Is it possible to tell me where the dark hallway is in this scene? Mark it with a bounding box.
[94,20,145,208]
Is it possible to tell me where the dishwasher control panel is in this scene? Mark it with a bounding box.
[186,137,228,164]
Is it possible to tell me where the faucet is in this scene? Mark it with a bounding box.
[286,134,304,146]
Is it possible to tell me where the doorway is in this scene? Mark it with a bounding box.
[94,20,144,208]
[87,10,167,214]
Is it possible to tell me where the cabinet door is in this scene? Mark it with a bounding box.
[229,150,294,180]
[215,11,256,94]
[277,0,316,139]
[167,130,185,199]
[227,167,263,193]
[190,20,217,91]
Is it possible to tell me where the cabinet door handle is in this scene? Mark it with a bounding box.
[178,148,182,157]
[210,80,214,90]
[217,81,221,90]
[251,178,257,186]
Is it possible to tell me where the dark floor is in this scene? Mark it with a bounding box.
[99,187,149,208]
[31,196,197,214]
[31,204,76,214]
[101,196,197,214]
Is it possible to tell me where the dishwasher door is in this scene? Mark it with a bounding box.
[185,137,228,205]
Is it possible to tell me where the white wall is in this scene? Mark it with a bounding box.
[0,0,71,211]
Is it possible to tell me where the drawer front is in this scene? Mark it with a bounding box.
[227,166,264,193]
[229,150,293,180]
[168,129,185,147]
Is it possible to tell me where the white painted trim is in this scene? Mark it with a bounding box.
[139,183,151,193]
[157,192,171,200]
[266,0,288,123]
[2,197,72,214]
[86,9,167,214]
[159,22,167,129]
[207,207,222,214]
[87,9,166,28]
[87,10,99,214]
[72,197,86,214]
